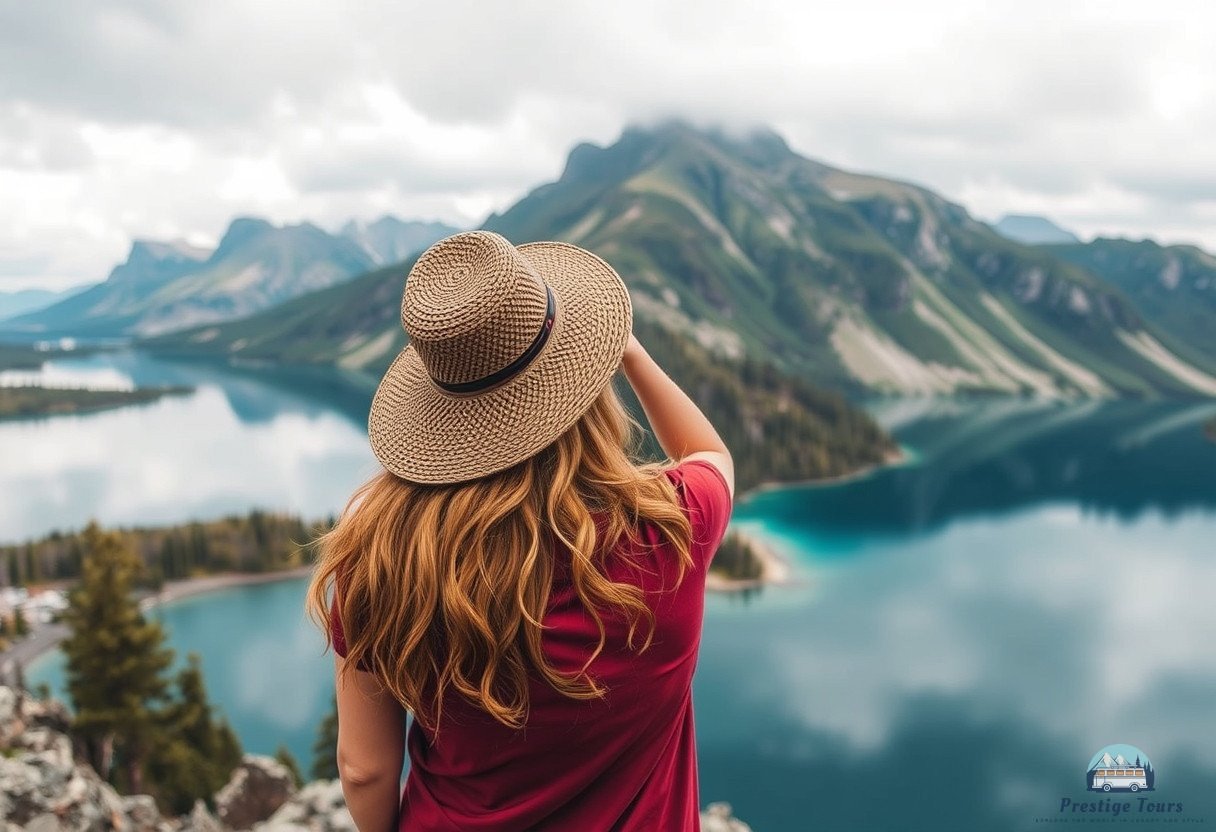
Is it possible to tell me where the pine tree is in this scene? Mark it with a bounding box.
[60,521,175,792]
[251,510,269,551]
[160,534,179,580]
[189,523,210,574]
[12,606,28,636]
[311,694,340,780]
[276,744,305,788]
[143,653,243,814]
[24,544,40,584]
[64,537,84,578]
[215,714,241,770]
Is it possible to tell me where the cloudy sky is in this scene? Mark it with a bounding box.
[2,0,1214,291]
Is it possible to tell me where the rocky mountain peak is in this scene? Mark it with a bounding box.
[107,240,212,287]
[214,217,276,258]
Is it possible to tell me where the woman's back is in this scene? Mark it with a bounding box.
[309,231,736,832]
[331,458,732,831]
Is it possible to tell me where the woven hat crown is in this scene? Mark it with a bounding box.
[370,230,631,483]
[402,231,552,391]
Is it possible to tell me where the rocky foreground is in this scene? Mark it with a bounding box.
[0,686,751,831]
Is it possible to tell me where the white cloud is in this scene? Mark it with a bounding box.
[1,0,1215,290]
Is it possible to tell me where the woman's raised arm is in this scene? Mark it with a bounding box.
[619,333,735,500]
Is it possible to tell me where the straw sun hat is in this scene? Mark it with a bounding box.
[368,230,633,484]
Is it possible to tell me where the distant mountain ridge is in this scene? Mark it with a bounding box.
[148,121,1216,400]
[340,217,461,265]
[0,284,95,323]
[994,214,1081,245]
[2,216,458,338]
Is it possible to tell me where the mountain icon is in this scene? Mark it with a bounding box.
[1087,745,1154,792]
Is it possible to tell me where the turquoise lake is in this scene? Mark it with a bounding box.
[10,351,1216,831]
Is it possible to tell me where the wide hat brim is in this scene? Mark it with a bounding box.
[367,241,632,484]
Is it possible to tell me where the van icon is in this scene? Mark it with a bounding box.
[1087,745,1155,793]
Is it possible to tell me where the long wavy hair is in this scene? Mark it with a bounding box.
[305,378,694,733]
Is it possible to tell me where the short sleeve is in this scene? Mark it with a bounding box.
[666,458,734,569]
[328,580,373,671]
[328,592,349,658]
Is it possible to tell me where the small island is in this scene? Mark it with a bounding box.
[1205,416,1216,443]
[0,385,194,419]
[0,339,106,371]
[707,529,791,593]
[0,343,47,371]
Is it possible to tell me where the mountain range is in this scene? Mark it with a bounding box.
[156,122,1216,400]
[2,217,459,337]
[5,119,1208,488]
[121,122,1214,489]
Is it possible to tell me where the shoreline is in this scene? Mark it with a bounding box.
[707,445,909,593]
[706,525,797,593]
[0,384,195,421]
[136,564,316,613]
[1,565,317,671]
[736,445,908,502]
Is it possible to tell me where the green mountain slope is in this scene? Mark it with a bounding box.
[484,122,1216,398]
[1047,238,1216,370]
[149,260,411,369]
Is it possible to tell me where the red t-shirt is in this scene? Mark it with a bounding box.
[329,458,733,831]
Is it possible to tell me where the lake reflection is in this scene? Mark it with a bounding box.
[0,351,381,541]
[12,356,1216,830]
[700,504,1216,829]
[696,396,1216,830]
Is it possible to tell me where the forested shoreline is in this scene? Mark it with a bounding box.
[0,511,327,589]
[0,384,194,419]
[1,502,776,597]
